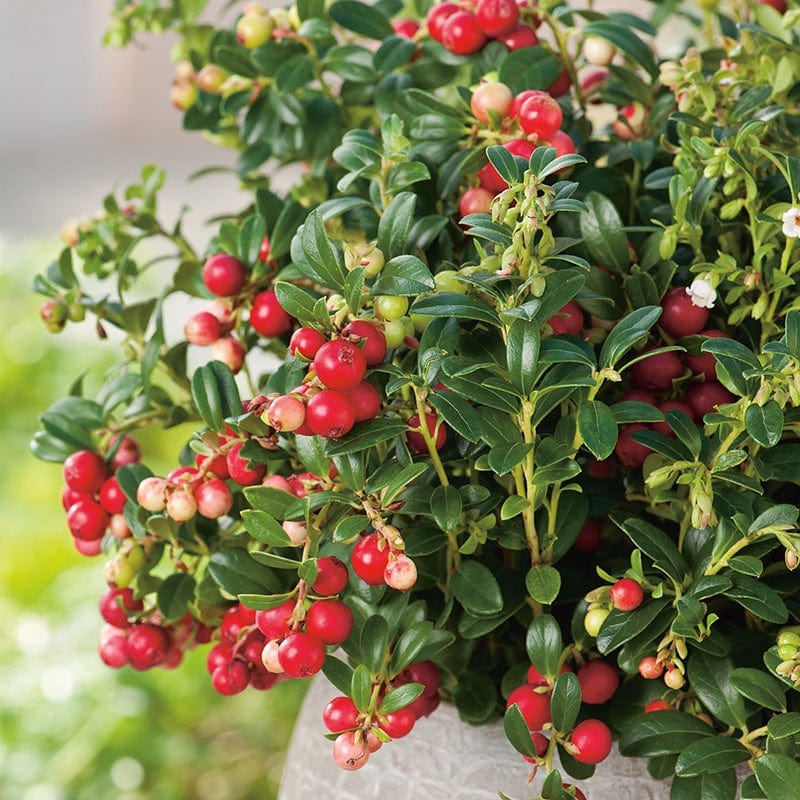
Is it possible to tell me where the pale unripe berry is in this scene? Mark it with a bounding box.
[470,81,513,124]
[137,476,168,512]
[166,489,197,522]
[583,36,616,66]
[197,64,227,94]
[236,12,274,48]
[262,474,293,492]
[261,639,285,673]
[664,667,685,690]
[210,337,245,374]
[195,478,234,519]
[109,513,132,540]
[184,311,221,345]
[266,394,306,432]
[384,554,418,591]
[583,607,609,637]
[333,731,369,771]
[282,520,308,546]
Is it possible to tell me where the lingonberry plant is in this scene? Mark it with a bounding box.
[31,0,800,797]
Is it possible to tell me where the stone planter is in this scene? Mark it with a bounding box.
[278,675,671,800]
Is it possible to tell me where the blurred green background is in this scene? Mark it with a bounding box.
[0,237,306,800]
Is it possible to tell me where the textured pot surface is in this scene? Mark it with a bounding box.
[278,675,671,800]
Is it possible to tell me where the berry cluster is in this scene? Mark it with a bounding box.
[427,0,540,56]
[324,660,441,770]
[351,531,418,591]
[61,438,141,557]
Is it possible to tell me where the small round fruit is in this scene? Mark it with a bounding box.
[685,329,727,379]
[126,623,171,670]
[506,684,552,731]
[574,518,603,554]
[684,381,735,418]
[166,488,197,522]
[210,336,245,374]
[305,599,354,645]
[384,554,418,591]
[546,300,583,335]
[136,476,167,512]
[255,598,296,640]
[67,499,110,541]
[373,295,409,322]
[306,390,356,439]
[631,349,683,392]
[278,631,327,678]
[99,587,144,628]
[341,319,387,366]
[613,102,647,140]
[323,696,360,733]
[471,80,513,124]
[583,607,610,638]
[393,18,420,38]
[459,187,494,218]
[99,477,127,515]
[235,12,274,48]
[426,2,461,42]
[98,626,129,668]
[660,287,710,339]
[614,423,652,469]
[267,394,306,432]
[576,660,619,704]
[314,339,367,390]
[195,478,234,519]
[184,311,221,346]
[497,24,539,50]
[211,661,250,695]
[289,327,327,360]
[583,36,616,66]
[226,441,266,486]
[548,69,572,98]
[313,556,350,596]
[343,380,382,423]
[645,698,672,712]
[547,129,577,159]
[571,719,612,765]
[518,91,562,139]
[478,138,535,193]
[250,290,292,338]
[380,707,416,739]
[110,435,141,470]
[63,450,107,494]
[441,11,487,55]
[202,253,247,297]
[475,0,519,36]
[352,533,391,586]
[638,656,664,680]
[406,412,447,453]
[333,731,369,771]
[664,666,685,690]
[652,400,695,437]
[609,578,644,611]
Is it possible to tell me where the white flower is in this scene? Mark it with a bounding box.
[782,207,800,238]
[685,276,716,309]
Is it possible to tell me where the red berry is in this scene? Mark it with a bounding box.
[306,390,356,439]
[645,698,672,712]
[250,290,292,338]
[406,412,447,453]
[342,380,382,423]
[426,2,461,42]
[459,187,494,218]
[760,0,787,12]
[212,661,250,695]
[289,327,328,360]
[574,518,603,553]
[475,0,519,36]
[184,311,222,345]
[196,450,230,480]
[684,381,735,418]
[609,577,644,611]
[548,69,572,97]
[685,329,727,380]
[441,11,486,55]
[314,339,367,390]
[576,660,619,704]
[226,441,266,486]
[323,696,360,732]
[352,533,391,586]
[206,642,235,674]
[195,478,234,519]
[652,400,695,437]
[393,17,420,37]
[98,625,129,668]
[631,348,683,392]
[313,556,350,596]
[571,719,612,765]
[278,631,327,678]
[406,661,442,696]
[99,477,127,515]
[202,253,247,297]
[62,486,91,512]
[333,730,369,771]
[255,598,296,640]
[547,129,577,159]
[63,450,107,494]
[660,287,710,338]
[380,707,416,739]
[497,24,539,49]
[305,599,354,645]
[614,423,652,469]
[518,91,562,139]
[67,499,109,541]
[506,684,552,731]
[99,587,144,628]
[220,603,257,644]
[639,656,664,680]
[613,102,647,140]
[342,319,387,367]
[126,623,172,670]
[546,300,583,335]
[526,662,572,686]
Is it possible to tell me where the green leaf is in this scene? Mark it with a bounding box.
[249,551,302,570]
[526,614,563,679]
[580,191,630,274]
[670,770,738,800]
[504,703,538,757]
[506,317,540,397]
[701,338,759,397]
[767,712,800,739]
[487,442,533,476]
[212,45,258,78]
[501,495,530,520]
[430,484,462,531]
[526,565,561,604]
[687,652,750,729]
[351,665,373,713]
[380,683,424,714]
[615,516,687,583]
[241,510,293,546]
[377,192,416,259]
[675,737,751,777]
[328,0,393,39]
[412,293,501,328]
[724,574,788,624]
[429,391,482,442]
[323,655,354,696]
[344,268,365,316]
[300,210,347,291]
[497,45,563,95]
[237,591,294,611]
[745,401,784,448]
[360,614,390,674]
[596,598,673,654]
[577,400,618,460]
[208,549,280,596]
[754,754,800,800]
[156,573,196,621]
[191,362,242,431]
[454,672,498,724]
[371,254,434,296]
[390,624,455,672]
[451,561,503,615]
[486,145,522,186]
[324,418,407,456]
[619,711,715,758]
[730,668,786,712]
[550,672,581,733]
[244,485,296,518]
[599,306,662,368]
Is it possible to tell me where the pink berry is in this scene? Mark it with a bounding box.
[195,478,234,519]
[202,253,247,297]
[226,442,266,486]
[126,623,171,670]
[333,731,369,771]
[184,310,222,345]
[63,450,107,494]
[384,554,418,591]
[136,476,168,512]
